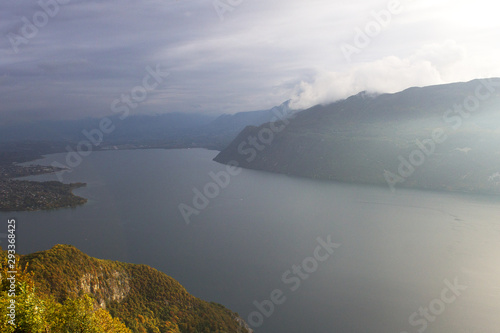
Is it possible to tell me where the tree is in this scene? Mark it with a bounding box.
[0,258,132,333]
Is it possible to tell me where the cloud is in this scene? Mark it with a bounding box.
[1,0,500,123]
[289,40,475,109]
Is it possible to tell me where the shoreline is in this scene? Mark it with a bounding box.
[0,163,88,212]
[2,146,498,214]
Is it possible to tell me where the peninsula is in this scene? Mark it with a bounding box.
[0,162,87,212]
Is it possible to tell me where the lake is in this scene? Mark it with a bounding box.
[2,148,500,333]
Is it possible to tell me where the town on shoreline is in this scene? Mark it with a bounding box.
[0,162,87,212]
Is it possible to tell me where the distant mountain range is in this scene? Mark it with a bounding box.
[214,78,500,194]
[3,79,500,194]
[0,101,294,162]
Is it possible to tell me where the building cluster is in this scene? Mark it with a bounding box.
[0,164,63,179]
[0,163,85,212]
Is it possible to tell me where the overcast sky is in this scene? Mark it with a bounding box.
[1,0,500,123]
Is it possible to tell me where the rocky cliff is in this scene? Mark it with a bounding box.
[16,244,252,333]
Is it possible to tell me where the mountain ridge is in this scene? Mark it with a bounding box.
[214,78,500,194]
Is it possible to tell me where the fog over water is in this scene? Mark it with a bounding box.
[4,148,500,333]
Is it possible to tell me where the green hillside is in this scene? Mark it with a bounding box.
[0,245,252,333]
[214,78,500,194]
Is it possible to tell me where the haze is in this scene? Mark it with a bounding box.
[1,0,500,123]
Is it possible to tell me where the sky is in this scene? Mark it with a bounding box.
[1,0,500,123]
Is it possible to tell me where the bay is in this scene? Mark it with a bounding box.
[2,148,500,333]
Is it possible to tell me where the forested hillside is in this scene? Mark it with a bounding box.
[0,245,252,333]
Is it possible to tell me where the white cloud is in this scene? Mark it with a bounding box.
[1,0,500,122]
[289,40,482,109]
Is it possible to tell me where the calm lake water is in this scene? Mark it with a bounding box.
[2,148,500,333]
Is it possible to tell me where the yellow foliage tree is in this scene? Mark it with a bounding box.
[0,258,132,333]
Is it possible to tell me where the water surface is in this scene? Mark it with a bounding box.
[3,148,500,333]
